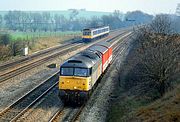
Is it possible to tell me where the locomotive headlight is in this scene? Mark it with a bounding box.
[82,81,85,85]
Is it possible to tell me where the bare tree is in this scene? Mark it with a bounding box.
[137,35,179,96]
[89,16,102,27]
[116,15,179,99]
[132,15,180,96]
[69,9,79,21]
[150,14,173,35]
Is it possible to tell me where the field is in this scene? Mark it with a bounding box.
[8,31,81,41]
[0,31,81,61]
[9,31,81,54]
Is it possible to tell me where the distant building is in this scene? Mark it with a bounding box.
[176,3,180,16]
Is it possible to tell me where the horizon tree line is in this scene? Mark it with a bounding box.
[0,10,154,32]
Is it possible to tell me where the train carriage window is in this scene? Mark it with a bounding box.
[61,67,73,76]
[83,31,91,36]
[88,32,91,35]
[74,68,90,77]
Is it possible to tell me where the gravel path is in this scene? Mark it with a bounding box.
[80,39,132,122]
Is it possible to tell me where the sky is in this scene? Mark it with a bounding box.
[0,0,179,15]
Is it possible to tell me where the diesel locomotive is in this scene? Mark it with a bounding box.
[58,42,112,104]
[82,26,110,42]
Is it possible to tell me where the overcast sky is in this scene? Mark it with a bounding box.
[0,0,179,14]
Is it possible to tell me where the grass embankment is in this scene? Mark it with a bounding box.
[107,34,180,122]
[27,34,81,54]
[108,84,180,122]
[135,85,180,122]
[0,31,81,61]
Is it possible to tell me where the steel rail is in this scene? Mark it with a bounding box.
[0,71,59,122]
[48,31,133,122]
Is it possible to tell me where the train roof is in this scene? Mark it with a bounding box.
[95,42,112,48]
[88,45,108,54]
[61,50,100,68]
[85,49,102,58]
[83,26,109,31]
[78,50,100,61]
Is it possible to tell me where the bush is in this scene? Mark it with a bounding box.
[0,34,11,46]
[0,45,11,60]
[116,15,180,99]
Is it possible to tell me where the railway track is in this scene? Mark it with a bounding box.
[47,32,133,122]
[0,43,83,82]
[0,28,126,72]
[0,30,132,122]
[48,104,85,122]
[0,30,129,83]
[0,38,82,72]
[0,29,120,73]
[0,72,59,122]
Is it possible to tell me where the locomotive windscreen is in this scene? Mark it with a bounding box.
[60,67,90,77]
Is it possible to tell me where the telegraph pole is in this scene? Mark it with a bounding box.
[176,3,180,16]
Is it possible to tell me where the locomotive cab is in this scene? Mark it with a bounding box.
[59,50,102,104]
[82,29,92,41]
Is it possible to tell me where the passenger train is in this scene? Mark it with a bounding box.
[58,42,112,104]
[82,26,110,42]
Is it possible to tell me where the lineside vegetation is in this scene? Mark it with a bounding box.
[108,14,180,122]
[0,31,80,61]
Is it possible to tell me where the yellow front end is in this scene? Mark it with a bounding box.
[82,35,92,39]
[59,76,91,91]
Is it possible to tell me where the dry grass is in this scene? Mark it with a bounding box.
[0,33,80,63]
[108,85,180,122]
[108,35,180,122]
[28,35,80,54]
[134,85,180,122]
